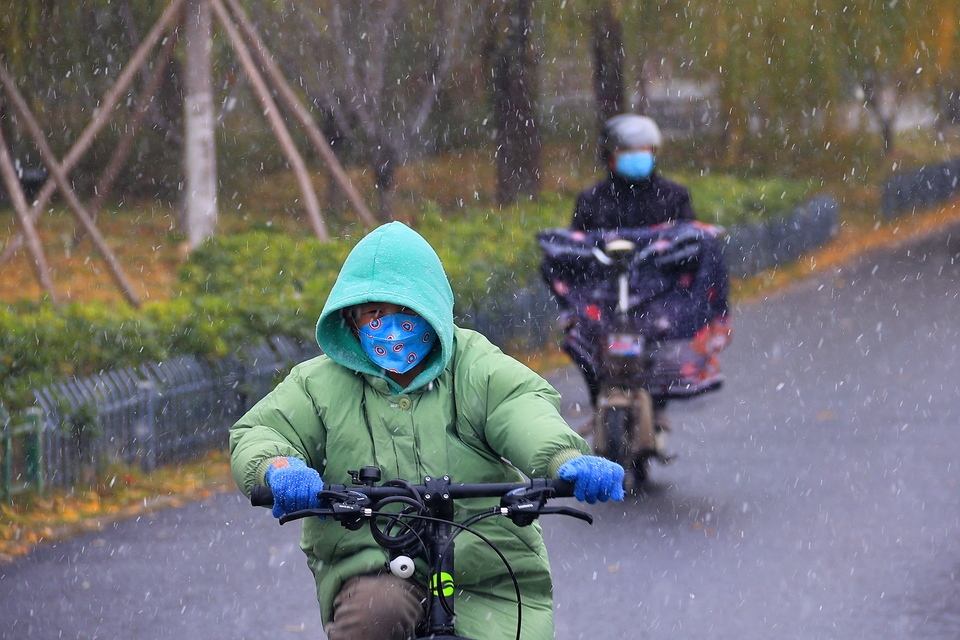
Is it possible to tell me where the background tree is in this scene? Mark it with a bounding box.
[590,0,624,137]
[2,0,956,230]
[0,0,184,198]
[487,0,542,205]
[257,0,467,222]
[183,0,218,248]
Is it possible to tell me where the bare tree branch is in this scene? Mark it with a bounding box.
[285,18,358,147]
[409,0,463,138]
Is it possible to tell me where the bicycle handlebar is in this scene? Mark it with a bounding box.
[250,484,276,507]
[250,477,576,508]
[250,473,592,528]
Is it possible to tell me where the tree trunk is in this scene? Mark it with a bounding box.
[322,110,348,214]
[490,0,541,206]
[591,2,624,137]
[183,0,218,248]
[861,70,894,156]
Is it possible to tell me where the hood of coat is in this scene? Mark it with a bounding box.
[316,222,455,393]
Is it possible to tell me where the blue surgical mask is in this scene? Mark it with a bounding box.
[615,150,655,181]
[358,313,436,374]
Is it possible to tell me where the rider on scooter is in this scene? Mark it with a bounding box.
[569,113,697,433]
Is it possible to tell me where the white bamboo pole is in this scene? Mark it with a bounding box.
[210,0,328,241]
[222,0,377,229]
[0,124,57,300]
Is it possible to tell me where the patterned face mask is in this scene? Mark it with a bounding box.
[358,313,436,374]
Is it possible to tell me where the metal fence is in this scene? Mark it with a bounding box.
[882,156,960,219]
[459,286,560,352]
[0,336,320,500]
[722,195,840,278]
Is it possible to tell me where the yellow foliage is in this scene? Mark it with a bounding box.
[0,451,235,563]
[59,507,81,523]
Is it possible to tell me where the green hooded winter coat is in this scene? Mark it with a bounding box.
[230,222,590,639]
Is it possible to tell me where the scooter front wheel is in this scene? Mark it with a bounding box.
[632,454,651,485]
[602,406,631,468]
[630,390,655,487]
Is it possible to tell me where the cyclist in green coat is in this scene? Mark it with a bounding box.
[230,221,624,640]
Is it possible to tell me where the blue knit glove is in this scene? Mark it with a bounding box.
[557,455,625,504]
[264,457,323,518]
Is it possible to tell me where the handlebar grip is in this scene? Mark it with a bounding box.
[548,478,576,498]
[250,485,274,507]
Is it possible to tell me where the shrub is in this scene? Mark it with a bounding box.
[679,173,817,227]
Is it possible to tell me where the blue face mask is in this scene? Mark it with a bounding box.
[614,150,655,181]
[358,313,436,374]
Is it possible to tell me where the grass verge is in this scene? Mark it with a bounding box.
[0,451,235,564]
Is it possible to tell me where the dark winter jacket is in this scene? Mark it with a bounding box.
[571,172,695,232]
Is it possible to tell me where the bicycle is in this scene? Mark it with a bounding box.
[251,466,593,640]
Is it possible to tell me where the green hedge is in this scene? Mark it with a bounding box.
[0,298,233,410]
[1,174,813,411]
[681,173,817,227]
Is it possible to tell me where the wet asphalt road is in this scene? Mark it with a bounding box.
[547,225,960,639]
[3,226,960,639]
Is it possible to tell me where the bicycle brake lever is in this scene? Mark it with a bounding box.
[277,490,372,527]
[502,503,595,527]
[537,506,593,525]
[278,508,335,525]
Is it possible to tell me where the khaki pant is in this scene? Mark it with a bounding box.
[325,573,427,640]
